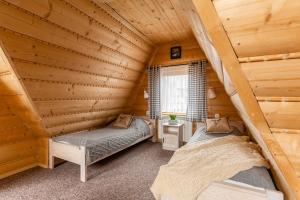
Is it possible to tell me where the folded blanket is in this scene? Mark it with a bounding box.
[151,135,269,200]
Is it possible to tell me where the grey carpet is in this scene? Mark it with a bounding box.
[0,141,173,200]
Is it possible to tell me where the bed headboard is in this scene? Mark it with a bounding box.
[135,116,156,140]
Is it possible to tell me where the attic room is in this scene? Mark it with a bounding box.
[0,0,299,200]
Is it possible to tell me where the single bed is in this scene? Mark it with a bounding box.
[159,125,283,200]
[188,126,276,190]
[49,117,154,182]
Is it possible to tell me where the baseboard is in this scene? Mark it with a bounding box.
[0,163,38,179]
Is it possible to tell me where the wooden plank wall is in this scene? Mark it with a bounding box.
[241,58,300,184]
[0,81,38,178]
[0,43,46,178]
[0,0,153,176]
[213,0,300,196]
[131,37,241,122]
[186,0,300,199]
[107,0,194,44]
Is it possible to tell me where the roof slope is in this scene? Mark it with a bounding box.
[107,0,194,44]
[214,0,300,184]
[1,2,299,198]
[186,0,300,199]
[0,0,154,171]
[0,0,154,136]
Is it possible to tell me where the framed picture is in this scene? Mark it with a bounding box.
[170,46,181,59]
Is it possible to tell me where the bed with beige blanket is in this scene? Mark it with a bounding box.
[151,134,283,200]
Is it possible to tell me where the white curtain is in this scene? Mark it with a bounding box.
[160,65,188,114]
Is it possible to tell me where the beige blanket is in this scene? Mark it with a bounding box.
[151,136,269,200]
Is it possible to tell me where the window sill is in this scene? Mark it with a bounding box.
[162,112,186,117]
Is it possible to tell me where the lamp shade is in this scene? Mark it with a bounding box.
[208,87,216,99]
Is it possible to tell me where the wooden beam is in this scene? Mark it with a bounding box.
[191,0,268,132]
[257,97,300,102]
[239,52,300,63]
[271,128,300,135]
[190,0,300,199]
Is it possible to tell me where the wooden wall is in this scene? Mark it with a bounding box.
[207,67,240,120]
[0,0,153,177]
[131,37,241,121]
[0,43,47,178]
[131,75,148,116]
[151,38,205,66]
[213,0,300,196]
[186,0,300,199]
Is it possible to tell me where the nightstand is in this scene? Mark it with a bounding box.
[162,123,184,151]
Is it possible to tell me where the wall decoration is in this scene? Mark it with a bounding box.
[170,46,181,59]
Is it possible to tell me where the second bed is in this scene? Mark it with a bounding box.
[156,125,283,200]
[49,117,154,182]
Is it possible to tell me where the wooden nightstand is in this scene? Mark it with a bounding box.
[162,123,184,151]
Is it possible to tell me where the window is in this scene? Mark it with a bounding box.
[160,65,188,114]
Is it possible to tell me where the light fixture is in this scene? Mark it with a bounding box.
[208,87,216,99]
[144,90,149,99]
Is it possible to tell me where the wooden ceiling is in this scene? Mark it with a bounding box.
[2,0,299,194]
[207,0,300,197]
[106,0,194,44]
[214,0,300,58]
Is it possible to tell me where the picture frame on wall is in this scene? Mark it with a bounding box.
[170,46,181,59]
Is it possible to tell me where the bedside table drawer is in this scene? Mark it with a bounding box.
[163,134,179,145]
[163,126,179,134]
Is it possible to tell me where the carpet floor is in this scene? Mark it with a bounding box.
[0,141,173,200]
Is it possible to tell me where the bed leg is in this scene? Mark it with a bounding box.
[80,164,87,182]
[49,138,54,169]
[80,146,87,182]
[150,136,157,143]
[49,155,54,169]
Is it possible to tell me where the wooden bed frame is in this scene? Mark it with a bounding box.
[197,180,283,200]
[161,180,283,200]
[49,131,154,182]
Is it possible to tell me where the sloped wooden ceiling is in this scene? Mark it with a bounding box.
[214,0,300,180]
[214,0,300,57]
[2,2,299,199]
[106,0,194,44]
[0,0,154,174]
[185,0,300,199]
[0,0,154,136]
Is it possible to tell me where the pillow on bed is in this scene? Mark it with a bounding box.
[229,120,245,133]
[113,114,133,128]
[135,116,152,125]
[206,117,232,133]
